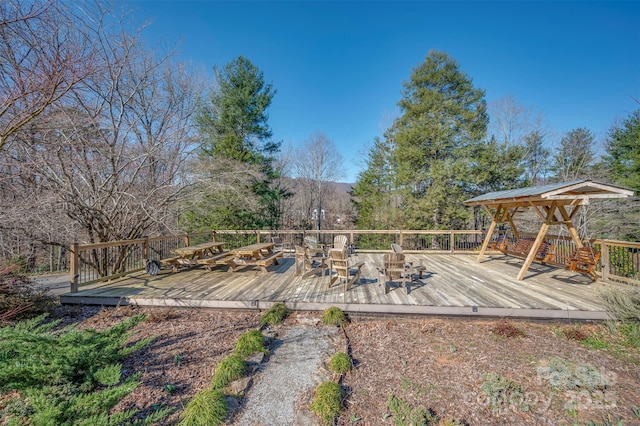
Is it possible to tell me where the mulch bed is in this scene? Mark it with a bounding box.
[42,306,640,426]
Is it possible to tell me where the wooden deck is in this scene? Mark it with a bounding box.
[60,253,627,320]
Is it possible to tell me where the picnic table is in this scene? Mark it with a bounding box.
[161,242,226,272]
[223,242,283,273]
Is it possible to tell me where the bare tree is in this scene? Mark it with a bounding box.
[489,95,543,147]
[287,133,344,230]
[0,11,204,274]
[0,0,98,152]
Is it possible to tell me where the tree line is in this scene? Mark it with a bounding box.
[0,1,637,272]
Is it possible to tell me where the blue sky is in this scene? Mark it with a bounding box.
[129,1,640,182]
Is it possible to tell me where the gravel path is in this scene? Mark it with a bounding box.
[233,324,339,426]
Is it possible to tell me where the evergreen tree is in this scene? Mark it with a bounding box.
[552,127,595,181]
[390,51,488,229]
[605,109,640,191]
[351,137,401,229]
[198,56,278,163]
[192,56,288,229]
[522,130,549,185]
[471,135,526,194]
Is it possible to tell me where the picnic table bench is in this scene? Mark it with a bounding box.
[223,242,283,273]
[160,242,226,272]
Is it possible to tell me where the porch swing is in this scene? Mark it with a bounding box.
[466,180,633,281]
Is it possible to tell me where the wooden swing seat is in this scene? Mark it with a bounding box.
[499,238,556,265]
[567,247,601,280]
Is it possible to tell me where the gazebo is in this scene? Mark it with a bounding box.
[464,179,634,280]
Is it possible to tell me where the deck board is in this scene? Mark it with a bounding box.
[61,253,629,319]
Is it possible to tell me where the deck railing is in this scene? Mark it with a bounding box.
[68,229,640,291]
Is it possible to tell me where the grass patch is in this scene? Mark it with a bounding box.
[260,302,291,327]
[599,287,640,321]
[179,389,227,426]
[328,352,351,375]
[387,392,438,425]
[619,321,640,348]
[234,329,268,358]
[322,306,348,327]
[210,354,246,390]
[310,381,344,425]
[480,373,528,412]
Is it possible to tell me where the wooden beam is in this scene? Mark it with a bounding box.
[476,205,502,263]
[516,203,556,280]
[557,205,584,249]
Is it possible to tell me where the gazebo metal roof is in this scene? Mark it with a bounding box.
[464,179,634,207]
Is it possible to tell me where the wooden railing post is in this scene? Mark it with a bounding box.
[184,235,190,247]
[256,230,261,243]
[70,243,79,293]
[399,230,404,247]
[450,231,455,254]
[142,238,149,260]
[212,231,217,242]
[600,239,609,282]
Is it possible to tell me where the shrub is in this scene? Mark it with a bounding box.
[179,389,228,426]
[0,269,56,323]
[328,352,351,375]
[536,357,608,391]
[388,392,438,426]
[322,306,348,327]
[260,302,291,327]
[480,373,528,412]
[492,320,526,338]
[234,329,268,358]
[561,325,588,341]
[310,381,343,425]
[0,313,166,425]
[210,354,246,390]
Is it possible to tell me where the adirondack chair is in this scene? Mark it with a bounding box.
[391,244,426,279]
[378,252,414,294]
[271,236,284,253]
[327,248,364,291]
[333,235,348,251]
[304,236,325,257]
[294,245,327,279]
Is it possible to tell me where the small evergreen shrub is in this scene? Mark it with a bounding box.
[0,313,167,425]
[179,389,228,426]
[536,357,608,391]
[328,352,351,375]
[322,306,348,327]
[492,320,526,338]
[561,325,588,341]
[260,302,291,327]
[210,354,246,390]
[310,381,344,425]
[234,329,268,358]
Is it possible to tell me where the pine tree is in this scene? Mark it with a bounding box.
[605,109,640,191]
[191,56,288,229]
[351,137,401,229]
[390,51,488,229]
